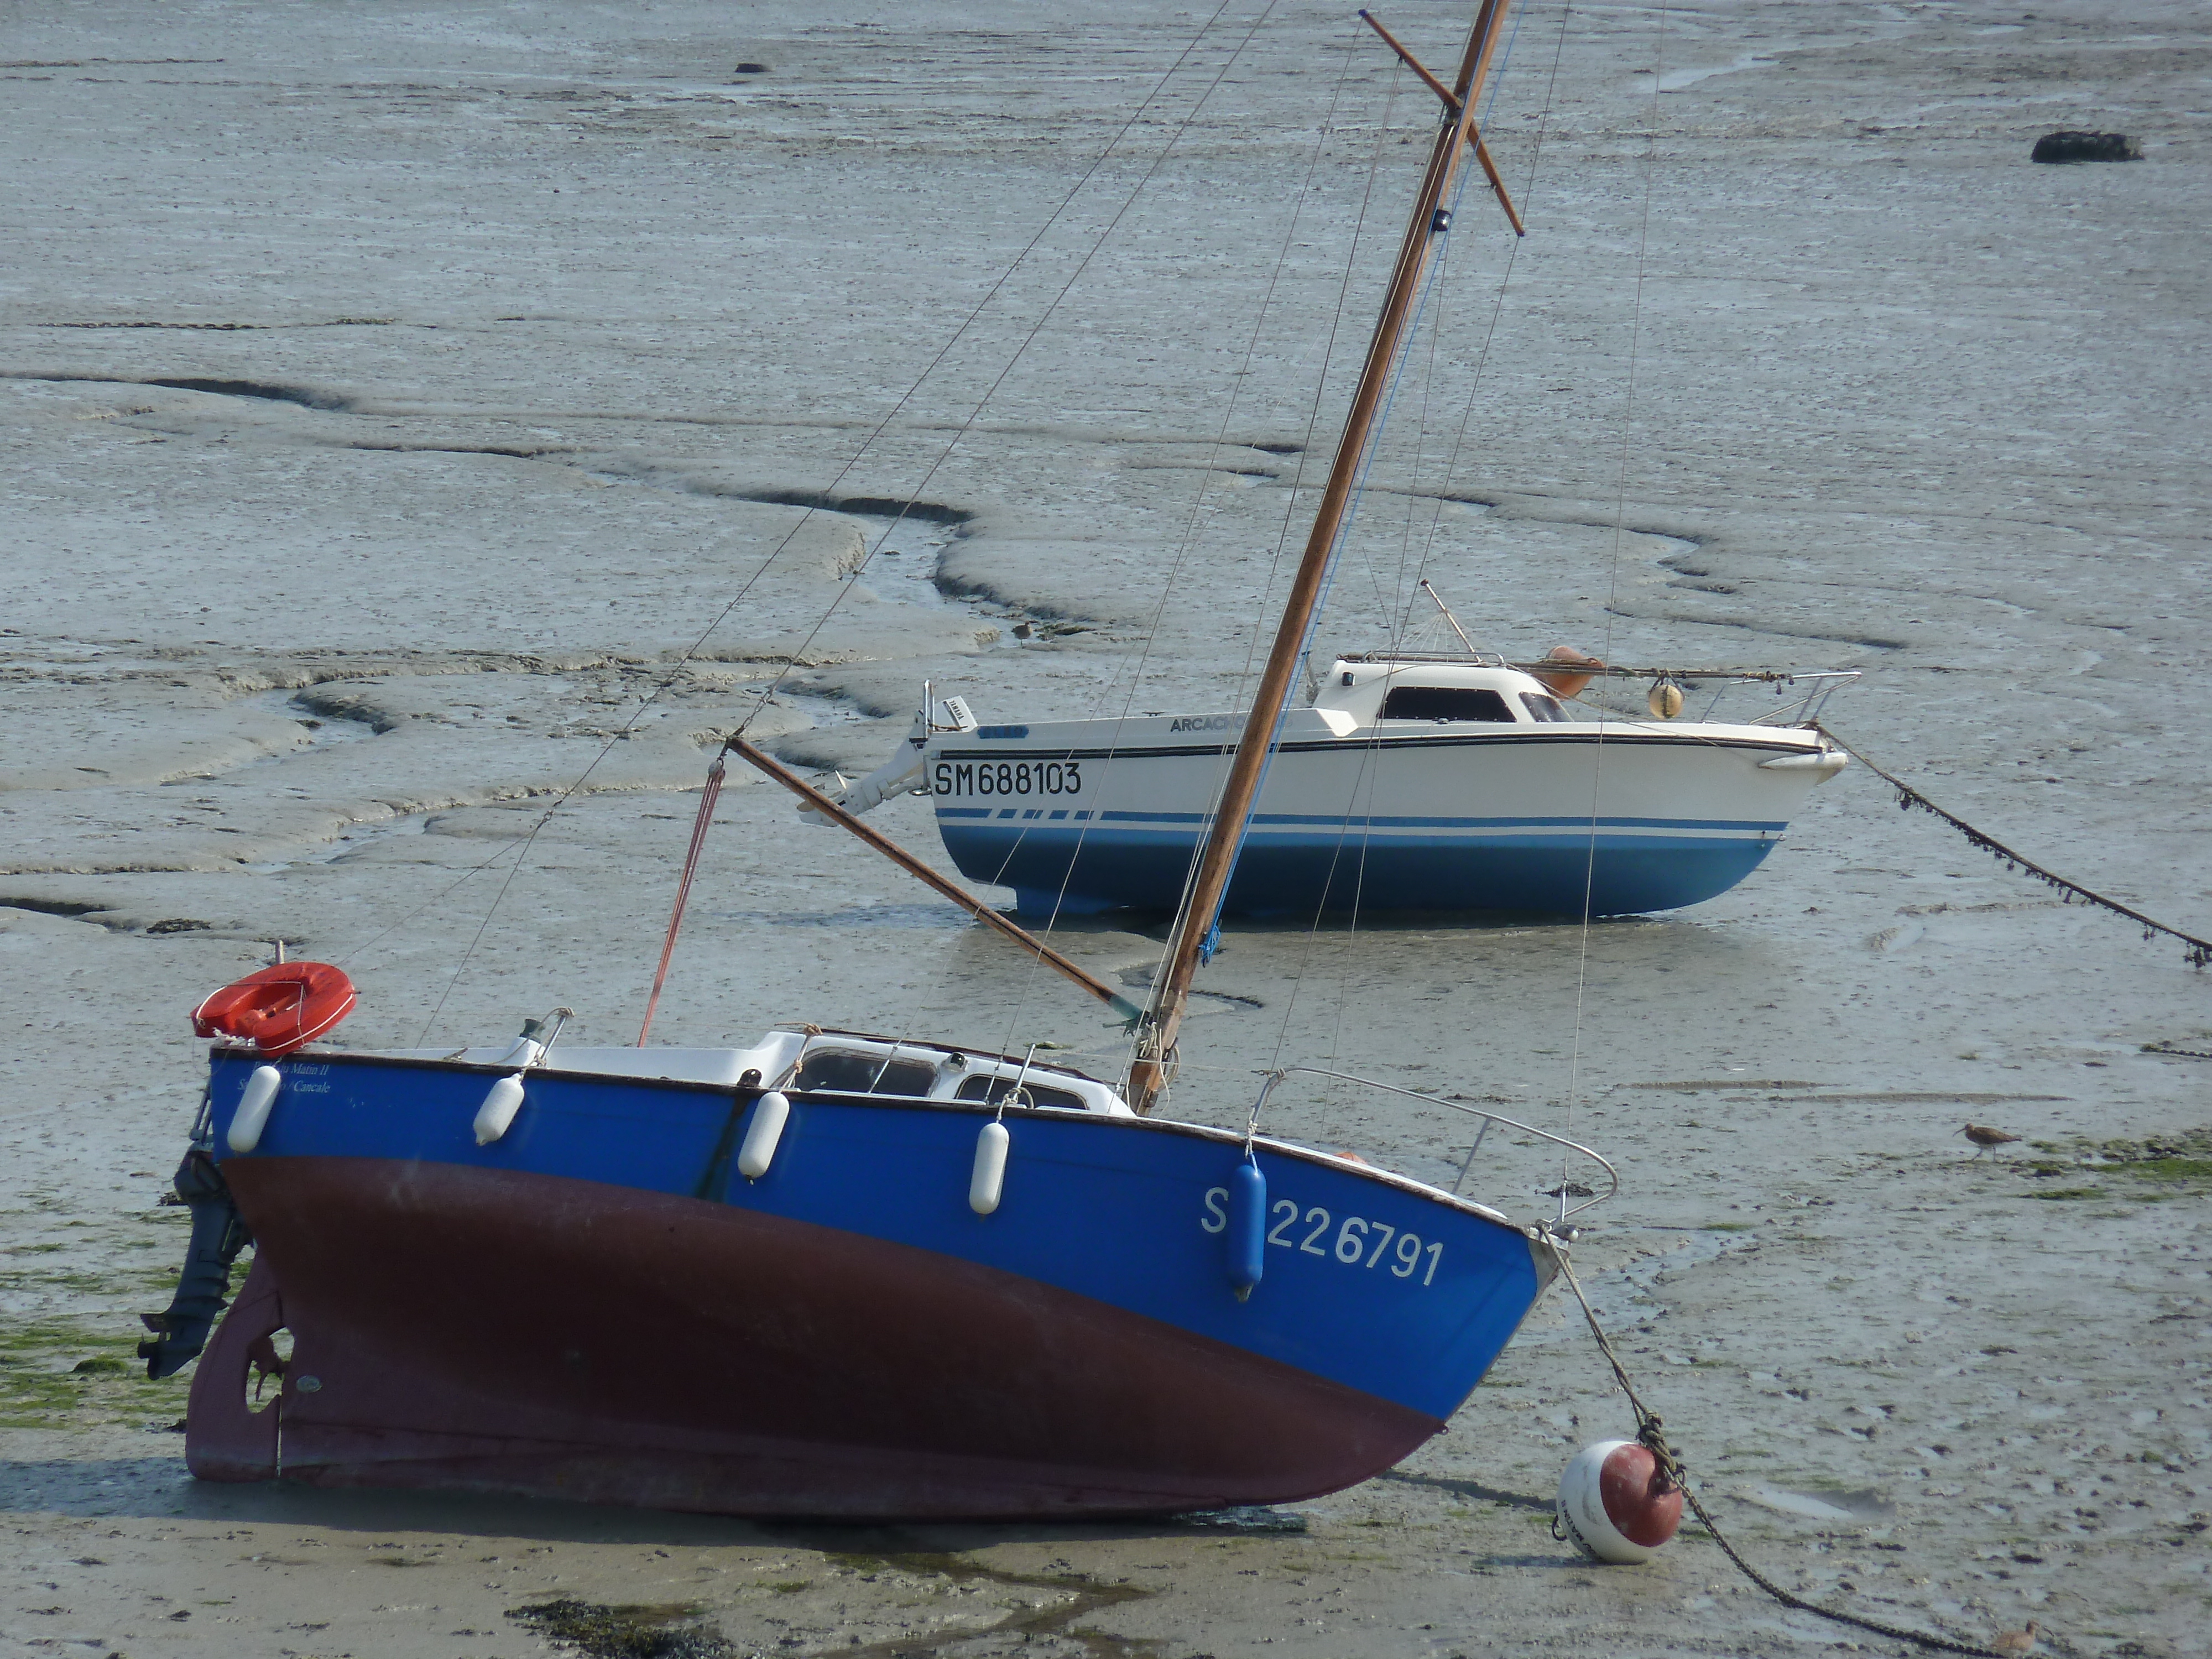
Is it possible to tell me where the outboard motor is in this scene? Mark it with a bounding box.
[138,1107,252,1379]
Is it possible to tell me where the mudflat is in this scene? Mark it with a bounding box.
[2,2,2206,1656]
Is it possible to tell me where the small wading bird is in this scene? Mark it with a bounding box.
[1991,1618,2039,1656]
[1961,1122,2023,1158]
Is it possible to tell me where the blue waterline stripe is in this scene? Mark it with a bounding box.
[1006,810,1792,832]
[936,807,1783,831]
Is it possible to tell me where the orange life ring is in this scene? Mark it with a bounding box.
[191,962,357,1056]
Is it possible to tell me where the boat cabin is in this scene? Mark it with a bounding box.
[774,1030,1133,1116]
[1314,656,1574,728]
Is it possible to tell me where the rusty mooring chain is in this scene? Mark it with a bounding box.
[1550,1247,2011,1658]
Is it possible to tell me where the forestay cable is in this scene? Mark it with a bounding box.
[1563,0,1667,1185]
[400,3,1253,1040]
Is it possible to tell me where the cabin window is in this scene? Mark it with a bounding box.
[795,1050,938,1097]
[954,1074,1087,1113]
[1379,686,1516,723]
[1520,691,1569,722]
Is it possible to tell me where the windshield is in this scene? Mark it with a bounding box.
[794,1050,938,1097]
[1380,686,1516,722]
[954,1073,1087,1112]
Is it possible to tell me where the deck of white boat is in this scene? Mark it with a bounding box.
[375,1029,1136,1116]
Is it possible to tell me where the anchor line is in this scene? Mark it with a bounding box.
[1816,724,2212,970]
[1551,1249,2009,1659]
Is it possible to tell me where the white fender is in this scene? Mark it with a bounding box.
[228,1065,283,1153]
[474,1073,527,1145]
[1758,749,1848,777]
[737,1091,790,1180]
[970,1120,1010,1215]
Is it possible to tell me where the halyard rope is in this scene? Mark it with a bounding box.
[634,753,727,1046]
[1817,724,2212,969]
[1551,1249,2010,1658]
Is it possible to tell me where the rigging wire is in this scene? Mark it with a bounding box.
[752,4,1289,1072]
[1564,0,1671,1179]
[1284,3,1572,1085]
[1154,83,1474,1030]
[990,9,1372,1063]
[1108,58,1414,1093]
[729,1,1276,746]
[395,1,1250,1041]
[1193,103,1499,1074]
[703,0,1303,1073]
[1373,0,1529,648]
[1157,62,1410,942]
[1390,0,1545,650]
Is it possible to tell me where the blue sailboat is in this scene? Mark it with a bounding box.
[144,0,1617,1519]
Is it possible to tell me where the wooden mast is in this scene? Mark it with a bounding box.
[1129,1,1517,1114]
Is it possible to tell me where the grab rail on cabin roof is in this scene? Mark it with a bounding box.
[1256,1066,1618,1223]
[1545,667,1861,730]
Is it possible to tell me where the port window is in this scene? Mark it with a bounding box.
[1379,686,1516,723]
[795,1050,938,1097]
[954,1073,1088,1112]
[1520,692,1569,722]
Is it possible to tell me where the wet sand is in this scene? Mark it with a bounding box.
[3,1,2208,1655]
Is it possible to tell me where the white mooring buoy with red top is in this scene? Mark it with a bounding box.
[1556,1438,1684,1564]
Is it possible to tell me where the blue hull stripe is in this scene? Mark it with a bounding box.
[938,823,1780,917]
[210,1053,1543,1424]
[940,807,1782,832]
[1073,811,1787,832]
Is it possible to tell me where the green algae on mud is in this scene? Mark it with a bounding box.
[2116,1158,2212,1183]
[0,1316,182,1430]
[508,1598,734,1659]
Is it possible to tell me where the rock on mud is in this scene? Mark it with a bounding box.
[2030,130,2143,163]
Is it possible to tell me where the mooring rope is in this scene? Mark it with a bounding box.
[1817,724,2212,970]
[1551,1249,2010,1658]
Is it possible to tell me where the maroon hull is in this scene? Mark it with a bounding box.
[196,1159,1440,1518]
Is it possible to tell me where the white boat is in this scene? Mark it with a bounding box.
[818,653,1849,917]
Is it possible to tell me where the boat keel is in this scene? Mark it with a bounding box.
[184,1254,286,1483]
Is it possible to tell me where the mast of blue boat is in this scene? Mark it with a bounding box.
[1128,0,1520,1115]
